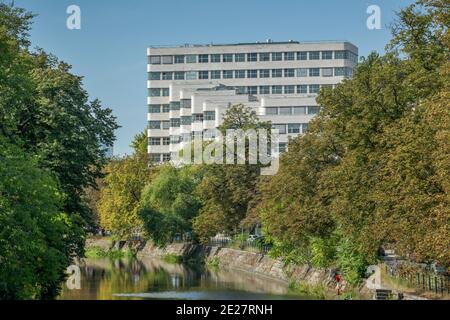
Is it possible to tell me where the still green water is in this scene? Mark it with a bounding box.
[59,257,309,300]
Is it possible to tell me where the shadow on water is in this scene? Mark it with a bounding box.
[59,257,310,300]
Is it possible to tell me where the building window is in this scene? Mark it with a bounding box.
[247,53,258,62]
[247,86,257,95]
[162,56,173,64]
[162,88,170,96]
[186,71,198,80]
[322,68,333,77]
[199,54,209,63]
[296,68,308,77]
[293,106,306,115]
[272,69,282,78]
[162,153,171,162]
[204,111,215,121]
[284,52,295,61]
[192,113,203,122]
[170,101,180,111]
[223,54,233,62]
[150,153,161,162]
[148,121,161,129]
[149,72,161,80]
[322,51,333,60]
[309,51,320,60]
[162,104,170,113]
[148,104,161,113]
[272,124,286,134]
[174,71,185,80]
[309,68,320,77]
[272,85,283,94]
[260,52,270,61]
[309,84,320,94]
[149,137,161,145]
[170,136,180,144]
[334,50,348,59]
[235,53,245,62]
[307,106,319,115]
[149,56,161,64]
[162,121,170,130]
[162,137,170,145]
[334,67,348,77]
[223,70,234,79]
[181,116,192,125]
[297,52,307,60]
[170,118,180,127]
[288,123,301,134]
[162,72,173,80]
[211,54,221,63]
[259,86,270,94]
[272,52,282,61]
[236,86,246,94]
[284,85,295,94]
[297,85,308,94]
[180,99,191,109]
[279,143,287,153]
[199,71,209,79]
[302,123,309,132]
[247,70,257,78]
[235,70,246,78]
[211,70,221,79]
[174,55,185,64]
[284,68,295,77]
[149,88,161,97]
[266,107,278,115]
[186,55,197,63]
[259,69,270,78]
[279,107,292,115]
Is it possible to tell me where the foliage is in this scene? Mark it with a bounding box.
[98,132,150,239]
[193,105,270,241]
[0,137,83,299]
[255,0,450,285]
[0,2,117,299]
[139,165,203,246]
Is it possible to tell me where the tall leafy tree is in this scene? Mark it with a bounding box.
[98,132,150,239]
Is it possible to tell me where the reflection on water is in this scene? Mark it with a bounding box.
[59,257,309,300]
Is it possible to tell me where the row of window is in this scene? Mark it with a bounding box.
[235,84,331,95]
[150,153,171,162]
[149,84,332,97]
[148,50,358,64]
[266,106,319,116]
[149,137,171,146]
[272,123,309,134]
[148,67,353,81]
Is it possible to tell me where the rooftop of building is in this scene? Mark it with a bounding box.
[148,39,356,49]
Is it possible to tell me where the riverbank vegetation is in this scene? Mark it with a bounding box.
[93,0,448,289]
[0,3,118,299]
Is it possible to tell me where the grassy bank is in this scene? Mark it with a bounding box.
[85,246,135,259]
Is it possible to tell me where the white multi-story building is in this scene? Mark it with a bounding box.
[147,40,358,162]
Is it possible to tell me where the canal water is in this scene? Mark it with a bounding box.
[59,257,310,300]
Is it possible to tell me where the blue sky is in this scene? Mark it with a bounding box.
[14,0,415,155]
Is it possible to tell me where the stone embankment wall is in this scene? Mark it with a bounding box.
[102,240,336,288]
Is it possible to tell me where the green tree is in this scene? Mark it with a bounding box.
[139,165,203,246]
[0,137,83,299]
[98,132,150,239]
[192,104,270,241]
